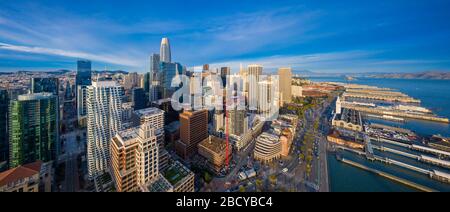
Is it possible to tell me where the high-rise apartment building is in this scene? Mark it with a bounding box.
[278,67,292,105]
[110,123,159,192]
[86,81,123,178]
[9,93,59,168]
[132,107,168,171]
[247,64,263,111]
[175,110,209,159]
[227,105,247,136]
[258,79,275,115]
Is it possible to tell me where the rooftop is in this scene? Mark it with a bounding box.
[113,127,139,148]
[134,107,165,117]
[199,136,228,155]
[91,80,119,87]
[337,108,362,125]
[163,161,192,185]
[257,132,280,144]
[147,174,173,192]
[18,92,54,101]
[0,161,42,187]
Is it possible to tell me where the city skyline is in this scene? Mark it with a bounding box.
[1,0,450,73]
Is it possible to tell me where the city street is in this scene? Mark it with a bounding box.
[60,130,85,192]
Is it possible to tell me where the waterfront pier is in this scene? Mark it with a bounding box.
[343,92,420,103]
[339,157,436,192]
[342,103,449,123]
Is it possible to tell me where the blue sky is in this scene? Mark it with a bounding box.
[1,0,450,73]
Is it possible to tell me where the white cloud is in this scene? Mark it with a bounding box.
[0,42,141,67]
[208,50,449,73]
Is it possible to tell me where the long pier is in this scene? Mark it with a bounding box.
[371,136,450,158]
[343,92,420,103]
[374,145,450,169]
[337,139,450,184]
[339,158,436,192]
[342,104,449,123]
[345,89,408,97]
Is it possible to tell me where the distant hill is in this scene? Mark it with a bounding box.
[366,71,450,80]
[292,70,342,77]
[92,70,129,75]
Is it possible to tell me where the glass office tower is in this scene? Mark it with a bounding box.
[0,90,9,171]
[9,93,59,168]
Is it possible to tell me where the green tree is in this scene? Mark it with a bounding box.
[269,175,277,185]
[204,172,212,183]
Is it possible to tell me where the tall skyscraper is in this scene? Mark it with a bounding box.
[110,123,159,192]
[278,67,292,105]
[86,81,123,178]
[149,53,160,101]
[160,38,171,63]
[258,80,274,115]
[9,93,59,168]
[175,110,209,159]
[76,60,92,127]
[31,78,60,96]
[247,64,263,111]
[160,62,183,99]
[0,90,9,171]
[227,105,247,136]
[76,60,92,86]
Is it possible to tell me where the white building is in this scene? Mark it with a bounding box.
[86,81,123,179]
[247,64,263,111]
[292,85,303,98]
[254,132,282,163]
[214,113,224,132]
[133,107,165,130]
